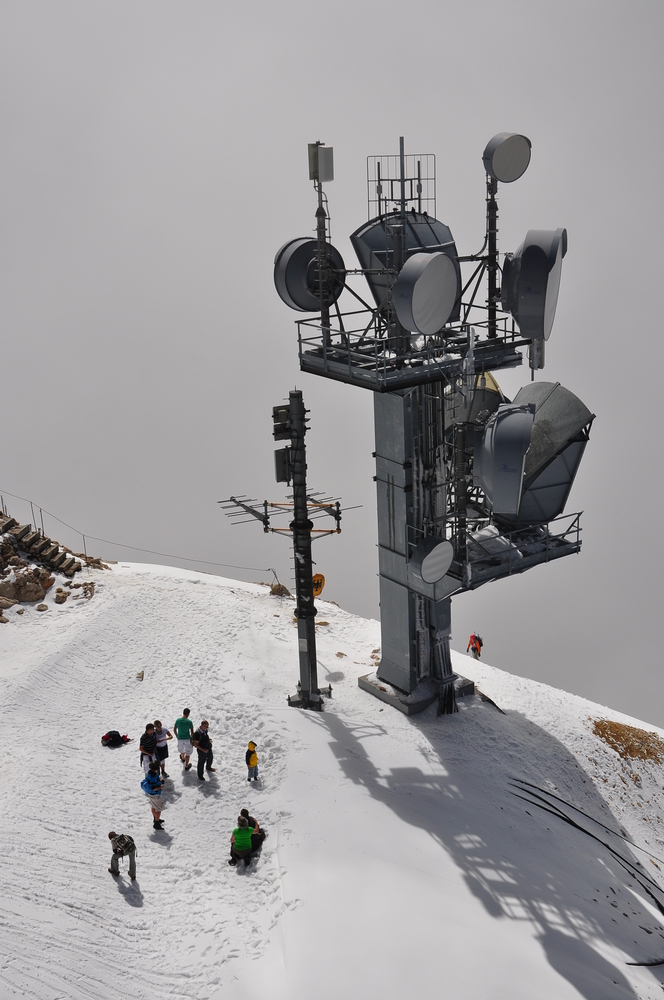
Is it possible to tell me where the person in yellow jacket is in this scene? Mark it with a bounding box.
[245,741,258,782]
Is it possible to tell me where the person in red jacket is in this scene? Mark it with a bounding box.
[467,632,483,659]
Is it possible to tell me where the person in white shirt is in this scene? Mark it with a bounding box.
[153,720,173,779]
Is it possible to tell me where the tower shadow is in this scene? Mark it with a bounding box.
[305,697,664,1000]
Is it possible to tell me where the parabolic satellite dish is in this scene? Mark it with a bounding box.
[501,228,567,340]
[473,403,536,516]
[482,133,532,183]
[393,252,458,336]
[274,238,346,312]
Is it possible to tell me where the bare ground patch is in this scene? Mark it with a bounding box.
[592,718,664,763]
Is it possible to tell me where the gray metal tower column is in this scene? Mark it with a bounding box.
[374,386,457,709]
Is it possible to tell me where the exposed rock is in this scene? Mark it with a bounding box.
[13,576,46,603]
[54,593,68,605]
[0,596,18,609]
[270,583,292,598]
[0,615,7,624]
[0,581,16,601]
[32,567,54,591]
[16,608,24,615]
[36,603,48,612]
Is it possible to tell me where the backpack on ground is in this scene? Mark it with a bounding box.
[114,834,135,856]
[102,731,123,748]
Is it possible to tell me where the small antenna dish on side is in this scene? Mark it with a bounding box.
[393,252,457,336]
[411,537,454,584]
[483,133,532,183]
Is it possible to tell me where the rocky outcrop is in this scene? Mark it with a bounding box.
[0,567,55,603]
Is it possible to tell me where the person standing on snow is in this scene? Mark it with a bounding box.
[154,720,173,778]
[467,632,483,660]
[246,741,258,782]
[141,761,165,829]
[139,723,158,773]
[193,720,215,781]
[174,707,194,770]
[108,831,136,879]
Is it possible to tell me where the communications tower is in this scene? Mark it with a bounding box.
[274,135,594,714]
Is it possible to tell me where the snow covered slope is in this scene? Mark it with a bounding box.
[1,562,664,1000]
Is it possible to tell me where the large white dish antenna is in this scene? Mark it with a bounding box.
[393,252,457,337]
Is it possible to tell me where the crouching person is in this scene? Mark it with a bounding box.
[229,816,253,867]
[240,807,266,851]
[108,831,136,879]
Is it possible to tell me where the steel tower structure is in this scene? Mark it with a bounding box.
[274,136,594,714]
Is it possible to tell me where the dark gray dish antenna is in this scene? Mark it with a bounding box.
[483,133,532,183]
[393,251,457,336]
[473,403,536,516]
[274,238,346,312]
[350,214,462,323]
[501,228,567,340]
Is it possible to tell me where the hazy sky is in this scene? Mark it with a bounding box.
[2,1,663,723]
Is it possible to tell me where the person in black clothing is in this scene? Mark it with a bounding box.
[192,720,215,781]
[139,723,157,774]
[240,807,266,851]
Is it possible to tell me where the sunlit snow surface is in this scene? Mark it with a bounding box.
[1,562,664,999]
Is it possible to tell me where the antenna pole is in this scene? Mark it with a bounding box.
[289,390,321,708]
[315,143,331,349]
[393,137,409,358]
[399,136,406,221]
[487,175,498,338]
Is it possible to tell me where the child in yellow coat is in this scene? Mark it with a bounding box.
[246,741,258,782]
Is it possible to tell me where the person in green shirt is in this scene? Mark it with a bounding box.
[173,708,194,770]
[229,816,254,867]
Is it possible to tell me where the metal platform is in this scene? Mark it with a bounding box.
[297,312,524,392]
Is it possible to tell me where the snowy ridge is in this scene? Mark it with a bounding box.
[1,562,664,999]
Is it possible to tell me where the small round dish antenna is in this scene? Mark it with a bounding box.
[411,537,454,584]
[483,133,532,183]
[393,252,457,337]
[274,238,346,312]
